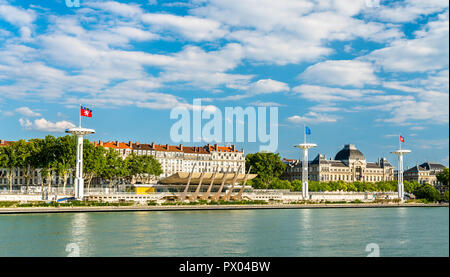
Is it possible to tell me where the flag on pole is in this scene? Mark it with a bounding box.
[305,126,311,135]
[400,135,405,143]
[80,106,93,118]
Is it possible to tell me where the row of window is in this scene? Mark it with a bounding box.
[288,174,390,182]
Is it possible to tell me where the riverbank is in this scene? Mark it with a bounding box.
[0,202,447,214]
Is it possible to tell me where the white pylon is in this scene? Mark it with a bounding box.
[391,149,411,202]
[294,143,317,200]
[66,127,95,200]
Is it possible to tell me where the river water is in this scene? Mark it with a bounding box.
[0,207,448,257]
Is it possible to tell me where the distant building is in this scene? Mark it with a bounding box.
[281,144,394,183]
[403,162,446,190]
[94,140,246,178]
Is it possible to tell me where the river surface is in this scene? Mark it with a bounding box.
[0,207,448,257]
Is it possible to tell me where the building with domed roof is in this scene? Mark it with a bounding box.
[281,144,395,183]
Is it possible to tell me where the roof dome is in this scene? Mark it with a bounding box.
[335,144,365,161]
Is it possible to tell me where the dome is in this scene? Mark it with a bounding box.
[334,144,365,161]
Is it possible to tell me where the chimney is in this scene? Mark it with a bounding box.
[231,145,235,151]
[94,141,97,147]
[179,144,183,151]
[214,143,218,150]
[150,142,154,148]
[116,141,120,147]
[129,141,132,147]
[166,144,169,150]
[99,140,104,147]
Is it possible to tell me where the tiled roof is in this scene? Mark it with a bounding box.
[366,162,382,168]
[95,141,132,149]
[329,160,347,167]
[405,162,446,173]
[0,140,13,147]
[419,162,445,171]
[94,141,242,154]
[405,165,425,173]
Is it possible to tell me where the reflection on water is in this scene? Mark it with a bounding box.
[69,212,88,256]
[0,208,448,257]
[298,209,312,252]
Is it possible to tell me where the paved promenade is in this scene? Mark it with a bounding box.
[0,203,447,214]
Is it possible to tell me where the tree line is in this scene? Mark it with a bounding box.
[0,135,162,193]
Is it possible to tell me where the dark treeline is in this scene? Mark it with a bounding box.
[0,135,162,192]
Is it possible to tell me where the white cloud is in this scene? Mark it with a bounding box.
[250,79,289,94]
[0,3,35,27]
[362,92,449,125]
[364,11,449,72]
[111,26,159,41]
[85,1,143,17]
[19,118,75,132]
[141,13,227,41]
[217,78,289,101]
[410,126,425,130]
[363,0,449,23]
[14,107,41,117]
[287,112,338,124]
[299,60,378,87]
[191,0,314,31]
[293,85,379,102]
[227,30,332,65]
[192,0,401,65]
[310,104,344,113]
[248,101,285,107]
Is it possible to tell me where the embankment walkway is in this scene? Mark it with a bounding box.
[0,203,447,214]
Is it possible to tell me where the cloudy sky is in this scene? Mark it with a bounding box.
[0,0,448,167]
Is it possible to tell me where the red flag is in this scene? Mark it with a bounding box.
[400,136,405,143]
[80,106,92,118]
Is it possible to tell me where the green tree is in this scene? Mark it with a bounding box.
[83,140,106,193]
[11,140,30,192]
[245,152,285,188]
[23,139,41,193]
[413,184,441,202]
[125,153,162,184]
[404,180,419,193]
[291,179,302,191]
[269,178,293,190]
[54,135,77,194]
[0,143,18,192]
[436,167,449,191]
[27,138,47,192]
[40,135,57,193]
[101,148,127,189]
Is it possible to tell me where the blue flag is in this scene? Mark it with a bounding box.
[305,126,311,135]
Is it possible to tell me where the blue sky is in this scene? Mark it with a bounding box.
[0,0,449,168]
